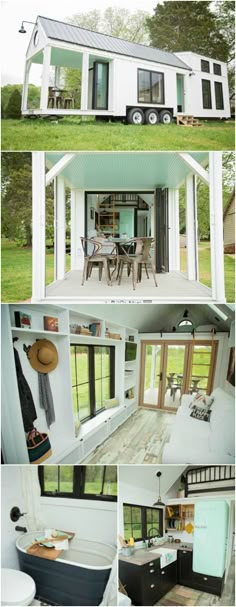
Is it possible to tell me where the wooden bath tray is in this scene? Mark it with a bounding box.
[27,544,62,560]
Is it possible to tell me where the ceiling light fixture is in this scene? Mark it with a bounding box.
[153,471,165,507]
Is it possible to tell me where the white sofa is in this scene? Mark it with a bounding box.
[162,387,235,464]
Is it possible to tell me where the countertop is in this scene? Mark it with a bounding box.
[119,541,193,566]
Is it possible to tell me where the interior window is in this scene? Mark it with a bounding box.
[202,79,212,109]
[39,465,117,501]
[201,59,210,73]
[214,81,224,110]
[138,69,164,104]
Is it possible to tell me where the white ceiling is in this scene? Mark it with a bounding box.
[119,465,187,496]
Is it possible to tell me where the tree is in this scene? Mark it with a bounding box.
[146,1,231,62]
[214,1,235,96]
[5,89,22,119]
[2,84,40,117]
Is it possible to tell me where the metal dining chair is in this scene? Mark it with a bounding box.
[117,237,158,290]
[80,237,112,286]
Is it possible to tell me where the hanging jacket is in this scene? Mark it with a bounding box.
[13,347,37,432]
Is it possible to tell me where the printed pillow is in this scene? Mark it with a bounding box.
[189,392,214,410]
[190,405,212,422]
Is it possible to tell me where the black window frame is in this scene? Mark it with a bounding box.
[71,343,115,423]
[214,81,224,110]
[38,465,117,501]
[201,59,210,73]
[137,68,165,104]
[213,63,222,76]
[123,502,163,542]
[202,79,212,109]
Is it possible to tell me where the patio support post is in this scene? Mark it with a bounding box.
[168,189,180,271]
[32,152,46,301]
[209,152,225,301]
[21,59,31,112]
[185,174,198,281]
[54,176,66,281]
[55,66,60,88]
[81,52,89,111]
[40,45,51,110]
[71,190,85,270]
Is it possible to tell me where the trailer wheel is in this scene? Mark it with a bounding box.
[145,109,159,125]
[159,110,173,124]
[127,108,144,125]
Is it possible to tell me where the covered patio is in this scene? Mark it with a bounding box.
[32,151,225,303]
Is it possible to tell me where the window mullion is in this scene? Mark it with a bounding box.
[89,346,96,417]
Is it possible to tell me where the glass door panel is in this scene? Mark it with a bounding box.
[93,62,109,110]
[163,345,186,410]
[188,344,213,395]
[142,344,162,407]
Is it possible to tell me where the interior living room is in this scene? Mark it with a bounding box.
[1,303,235,466]
[118,464,235,606]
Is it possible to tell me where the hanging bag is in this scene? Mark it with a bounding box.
[27,427,52,464]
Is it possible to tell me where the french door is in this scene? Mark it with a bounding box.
[139,340,218,411]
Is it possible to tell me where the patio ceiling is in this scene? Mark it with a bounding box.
[45,152,208,190]
[32,47,110,68]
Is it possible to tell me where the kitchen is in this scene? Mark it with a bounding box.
[118,465,235,606]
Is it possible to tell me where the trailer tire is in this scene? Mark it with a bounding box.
[145,109,159,125]
[159,110,173,124]
[127,108,145,125]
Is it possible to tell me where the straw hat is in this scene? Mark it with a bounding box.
[28,339,58,373]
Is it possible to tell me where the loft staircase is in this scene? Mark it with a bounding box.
[176,114,201,127]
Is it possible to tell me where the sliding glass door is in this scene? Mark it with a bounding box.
[92,62,109,110]
[139,340,218,411]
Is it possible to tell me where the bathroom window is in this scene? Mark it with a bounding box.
[39,465,117,501]
[70,344,115,425]
[123,503,163,542]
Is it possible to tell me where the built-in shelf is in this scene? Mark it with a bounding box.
[11,327,68,336]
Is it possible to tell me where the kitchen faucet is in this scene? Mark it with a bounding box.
[147,527,162,548]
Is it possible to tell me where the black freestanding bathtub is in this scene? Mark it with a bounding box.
[16,532,116,606]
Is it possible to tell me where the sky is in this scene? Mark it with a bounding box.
[1,0,161,85]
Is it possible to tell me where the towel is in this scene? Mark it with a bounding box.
[38,373,55,427]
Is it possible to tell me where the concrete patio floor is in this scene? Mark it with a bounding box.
[45,269,213,302]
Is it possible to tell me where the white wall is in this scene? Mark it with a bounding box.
[1,467,27,570]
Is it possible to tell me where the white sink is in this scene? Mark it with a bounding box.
[150,547,177,569]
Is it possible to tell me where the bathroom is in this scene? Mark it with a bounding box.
[1,465,118,606]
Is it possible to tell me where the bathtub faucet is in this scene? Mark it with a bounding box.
[15,525,27,533]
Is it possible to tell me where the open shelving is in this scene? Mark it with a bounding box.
[165,503,194,532]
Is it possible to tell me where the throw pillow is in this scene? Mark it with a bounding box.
[189,392,214,410]
[103,398,120,410]
[190,405,212,422]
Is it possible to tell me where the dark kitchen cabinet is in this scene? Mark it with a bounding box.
[177,550,193,587]
[119,557,177,606]
[191,571,224,596]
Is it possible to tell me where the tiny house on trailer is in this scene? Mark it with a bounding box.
[21,16,231,124]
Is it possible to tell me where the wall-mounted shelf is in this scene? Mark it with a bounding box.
[11,327,68,337]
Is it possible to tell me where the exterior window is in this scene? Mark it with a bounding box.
[138,69,164,104]
[70,344,115,425]
[215,81,224,110]
[39,466,117,501]
[213,63,221,76]
[123,503,163,542]
[202,79,212,109]
[201,59,210,73]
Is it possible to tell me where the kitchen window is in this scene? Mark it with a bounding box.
[201,59,210,73]
[214,81,224,110]
[213,63,222,76]
[138,69,164,104]
[70,344,115,424]
[123,503,163,542]
[39,465,117,501]
[202,79,212,109]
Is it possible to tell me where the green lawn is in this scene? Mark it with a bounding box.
[1,239,234,302]
[1,118,235,151]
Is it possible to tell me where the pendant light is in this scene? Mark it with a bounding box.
[153,471,165,507]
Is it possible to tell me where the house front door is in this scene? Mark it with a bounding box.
[155,188,169,273]
[92,62,109,110]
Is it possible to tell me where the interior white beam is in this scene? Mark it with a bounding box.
[71,190,85,271]
[54,176,66,280]
[32,152,46,301]
[168,189,180,272]
[46,153,75,186]
[40,45,51,110]
[185,175,198,281]
[209,152,225,301]
[81,52,89,111]
[21,59,31,112]
[179,153,209,185]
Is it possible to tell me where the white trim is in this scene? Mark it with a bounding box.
[32,152,46,301]
[186,175,198,281]
[46,153,75,186]
[209,152,225,301]
[168,189,180,272]
[40,45,51,110]
[81,52,89,111]
[71,190,85,271]
[179,153,209,185]
[55,176,66,280]
[54,65,61,87]
[21,59,31,112]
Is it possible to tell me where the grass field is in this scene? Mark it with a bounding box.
[1,239,234,301]
[2,118,235,151]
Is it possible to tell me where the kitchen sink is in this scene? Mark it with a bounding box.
[150,547,177,569]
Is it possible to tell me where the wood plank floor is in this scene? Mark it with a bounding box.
[82,408,175,464]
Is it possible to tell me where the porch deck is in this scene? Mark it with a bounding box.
[45,269,213,302]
